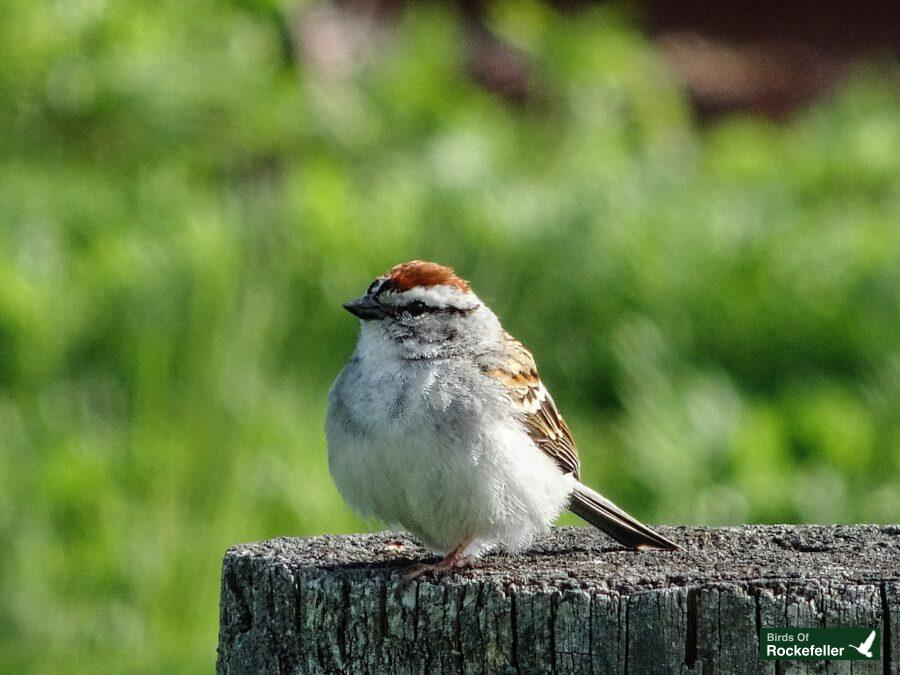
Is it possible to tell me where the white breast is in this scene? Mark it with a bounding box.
[325,331,574,556]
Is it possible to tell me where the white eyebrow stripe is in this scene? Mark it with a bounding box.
[380,285,480,310]
[368,278,391,296]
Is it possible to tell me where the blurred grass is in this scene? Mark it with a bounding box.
[1,0,898,671]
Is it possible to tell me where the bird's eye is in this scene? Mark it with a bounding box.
[405,301,427,317]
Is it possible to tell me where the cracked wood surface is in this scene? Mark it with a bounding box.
[217,525,899,674]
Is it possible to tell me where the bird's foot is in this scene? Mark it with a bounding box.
[402,541,471,581]
[402,561,455,581]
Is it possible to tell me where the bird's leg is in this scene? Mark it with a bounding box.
[403,539,472,581]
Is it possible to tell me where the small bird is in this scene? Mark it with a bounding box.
[326,261,680,579]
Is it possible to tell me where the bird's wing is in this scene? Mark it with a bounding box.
[478,332,681,552]
[478,332,580,479]
[861,631,876,650]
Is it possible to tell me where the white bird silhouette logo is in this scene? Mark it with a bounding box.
[849,630,876,658]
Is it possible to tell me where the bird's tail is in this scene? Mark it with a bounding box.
[568,482,682,551]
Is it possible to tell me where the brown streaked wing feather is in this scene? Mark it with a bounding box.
[480,332,580,479]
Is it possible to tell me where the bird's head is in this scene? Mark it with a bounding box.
[342,260,498,357]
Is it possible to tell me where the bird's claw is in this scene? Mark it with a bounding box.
[402,557,466,582]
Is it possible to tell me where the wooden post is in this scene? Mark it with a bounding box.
[217,525,899,674]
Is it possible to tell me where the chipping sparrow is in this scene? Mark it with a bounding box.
[326,261,679,578]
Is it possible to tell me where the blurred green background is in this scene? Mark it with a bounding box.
[1,0,898,671]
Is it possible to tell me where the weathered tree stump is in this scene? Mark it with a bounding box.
[217,525,899,674]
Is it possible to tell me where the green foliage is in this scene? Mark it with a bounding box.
[1,1,898,671]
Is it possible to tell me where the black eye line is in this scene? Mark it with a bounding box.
[399,300,428,317]
[398,302,471,317]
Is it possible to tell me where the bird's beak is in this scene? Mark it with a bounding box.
[342,295,386,321]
